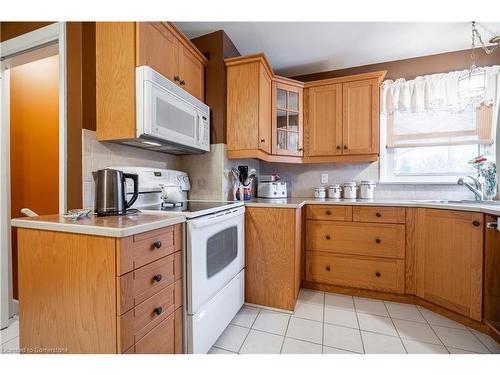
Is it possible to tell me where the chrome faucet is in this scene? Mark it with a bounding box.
[457,176,484,201]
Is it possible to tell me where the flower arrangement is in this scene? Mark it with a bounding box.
[468,155,498,200]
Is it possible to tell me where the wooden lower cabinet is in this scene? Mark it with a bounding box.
[245,206,302,310]
[17,224,184,354]
[415,209,483,321]
[484,214,500,336]
[306,252,405,294]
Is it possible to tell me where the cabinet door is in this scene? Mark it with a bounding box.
[305,84,342,156]
[416,209,483,321]
[136,22,179,83]
[258,66,272,153]
[178,44,204,101]
[272,81,303,156]
[342,78,379,155]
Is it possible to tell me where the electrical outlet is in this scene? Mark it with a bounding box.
[321,173,329,184]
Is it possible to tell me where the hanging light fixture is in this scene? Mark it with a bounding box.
[458,21,500,105]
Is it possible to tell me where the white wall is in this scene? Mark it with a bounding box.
[82,129,179,209]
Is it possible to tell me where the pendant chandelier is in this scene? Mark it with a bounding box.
[458,21,499,105]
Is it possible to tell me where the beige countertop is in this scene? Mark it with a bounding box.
[11,213,186,238]
[246,197,500,216]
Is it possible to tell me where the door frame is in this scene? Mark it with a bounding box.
[0,22,67,328]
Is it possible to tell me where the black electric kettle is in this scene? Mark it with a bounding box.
[93,169,139,216]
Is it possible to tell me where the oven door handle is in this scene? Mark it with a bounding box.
[189,207,245,229]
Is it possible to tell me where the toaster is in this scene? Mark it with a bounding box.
[257,182,287,198]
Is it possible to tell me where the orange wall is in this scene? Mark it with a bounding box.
[10,54,60,298]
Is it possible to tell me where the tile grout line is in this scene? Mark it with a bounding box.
[415,305,451,353]
[383,300,408,354]
[467,329,494,354]
[237,308,263,354]
[279,313,292,354]
[352,296,366,354]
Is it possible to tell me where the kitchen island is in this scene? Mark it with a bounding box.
[11,213,185,354]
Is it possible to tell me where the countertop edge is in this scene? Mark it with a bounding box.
[245,199,500,215]
[11,216,186,238]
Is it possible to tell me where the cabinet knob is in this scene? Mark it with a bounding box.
[153,307,163,316]
[326,210,332,215]
[375,212,382,217]
[375,272,381,278]
[173,75,180,82]
[336,146,341,150]
[180,79,186,86]
[153,241,162,249]
[260,138,265,143]
[152,274,162,283]
[472,220,480,227]
[343,145,348,150]
[298,148,303,151]
[326,235,331,240]
[326,266,331,271]
[375,238,381,244]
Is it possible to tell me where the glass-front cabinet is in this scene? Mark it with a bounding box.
[272,78,304,157]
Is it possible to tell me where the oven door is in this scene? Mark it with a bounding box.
[186,206,245,315]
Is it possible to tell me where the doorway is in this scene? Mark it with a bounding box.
[0,23,67,330]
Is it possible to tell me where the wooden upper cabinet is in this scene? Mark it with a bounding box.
[272,78,304,157]
[305,83,342,157]
[225,53,303,162]
[415,209,484,321]
[96,22,207,142]
[225,54,273,156]
[342,78,379,155]
[303,71,386,163]
[178,44,205,101]
[136,22,179,84]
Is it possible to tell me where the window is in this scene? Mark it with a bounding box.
[379,67,498,183]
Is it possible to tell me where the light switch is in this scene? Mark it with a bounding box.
[321,173,329,184]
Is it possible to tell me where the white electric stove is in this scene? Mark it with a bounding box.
[110,167,245,354]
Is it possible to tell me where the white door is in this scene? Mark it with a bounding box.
[186,207,245,315]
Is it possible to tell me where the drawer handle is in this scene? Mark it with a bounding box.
[152,241,162,250]
[325,235,331,240]
[153,307,163,316]
[375,238,381,244]
[180,79,186,86]
[326,266,331,271]
[174,75,180,82]
[375,272,381,278]
[375,212,382,217]
[152,274,162,283]
[472,220,480,227]
[326,210,332,215]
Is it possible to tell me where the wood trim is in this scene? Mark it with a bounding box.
[224,52,274,79]
[303,154,379,164]
[274,75,304,87]
[226,149,303,163]
[303,70,387,88]
[405,208,417,295]
[166,22,208,65]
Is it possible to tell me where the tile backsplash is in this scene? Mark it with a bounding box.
[260,161,477,200]
[82,129,179,209]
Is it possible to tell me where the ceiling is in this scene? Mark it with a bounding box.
[176,22,500,77]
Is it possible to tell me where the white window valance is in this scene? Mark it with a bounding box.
[381,65,500,114]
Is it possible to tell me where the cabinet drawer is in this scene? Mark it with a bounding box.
[306,205,352,221]
[118,253,181,314]
[134,310,175,354]
[306,221,405,259]
[353,206,406,224]
[118,283,176,352]
[118,226,175,275]
[306,251,405,293]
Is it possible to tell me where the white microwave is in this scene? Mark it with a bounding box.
[130,66,210,154]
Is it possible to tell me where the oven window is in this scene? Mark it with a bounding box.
[206,226,238,278]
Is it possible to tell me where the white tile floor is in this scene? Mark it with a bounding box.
[209,289,500,354]
[1,290,499,355]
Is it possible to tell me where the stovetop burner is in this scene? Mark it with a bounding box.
[139,200,242,215]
